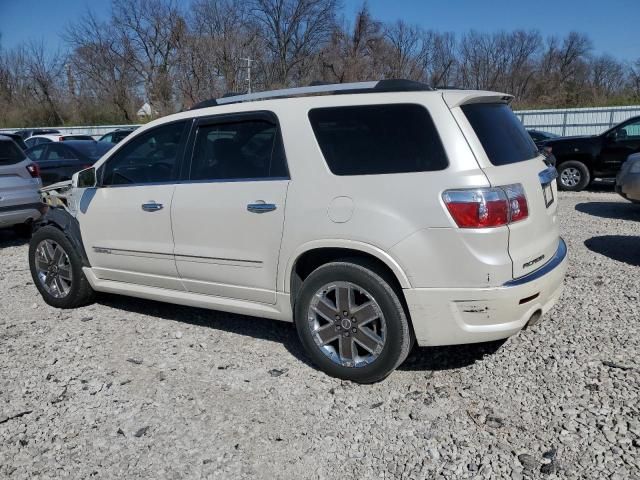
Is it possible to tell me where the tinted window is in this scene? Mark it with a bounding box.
[63,135,94,141]
[462,103,538,166]
[101,121,188,186]
[0,139,26,165]
[528,131,542,142]
[308,104,448,176]
[45,144,76,160]
[66,141,112,160]
[614,118,640,139]
[190,119,288,181]
[100,133,113,143]
[26,145,46,160]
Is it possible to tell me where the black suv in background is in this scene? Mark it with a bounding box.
[542,116,640,191]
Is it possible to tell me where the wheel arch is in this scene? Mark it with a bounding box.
[35,207,91,268]
[284,240,411,306]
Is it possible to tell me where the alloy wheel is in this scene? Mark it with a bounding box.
[34,239,72,299]
[307,281,386,368]
[560,167,581,188]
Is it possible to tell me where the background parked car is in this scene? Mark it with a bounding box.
[616,153,640,203]
[0,133,29,151]
[528,129,559,147]
[25,140,114,186]
[25,134,96,149]
[0,135,44,236]
[13,128,60,139]
[99,128,137,144]
[541,115,640,191]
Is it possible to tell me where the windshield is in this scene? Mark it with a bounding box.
[462,103,539,166]
[0,139,27,165]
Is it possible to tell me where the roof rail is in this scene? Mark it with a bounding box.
[190,79,433,110]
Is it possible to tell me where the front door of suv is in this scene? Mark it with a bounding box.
[600,118,640,175]
[171,112,289,304]
[78,120,190,290]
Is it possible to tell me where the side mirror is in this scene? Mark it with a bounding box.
[73,167,97,188]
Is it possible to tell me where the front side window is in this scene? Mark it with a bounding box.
[308,104,448,176]
[613,118,640,140]
[189,118,288,181]
[100,121,188,186]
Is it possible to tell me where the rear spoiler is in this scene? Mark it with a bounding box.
[442,90,514,109]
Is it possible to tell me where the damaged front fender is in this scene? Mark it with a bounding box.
[35,205,91,268]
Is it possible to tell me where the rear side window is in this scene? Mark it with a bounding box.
[0,139,26,165]
[308,104,448,175]
[462,103,538,166]
[190,119,288,181]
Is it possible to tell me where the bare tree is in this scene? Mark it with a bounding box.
[250,0,338,86]
[66,10,139,122]
[2,3,639,127]
[320,4,386,83]
[111,0,186,116]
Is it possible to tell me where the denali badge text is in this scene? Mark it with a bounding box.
[523,254,545,269]
[94,247,112,254]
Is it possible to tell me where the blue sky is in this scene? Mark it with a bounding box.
[1,0,639,60]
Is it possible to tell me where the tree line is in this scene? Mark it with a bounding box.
[1,0,640,127]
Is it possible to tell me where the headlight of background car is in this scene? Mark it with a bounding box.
[630,161,640,173]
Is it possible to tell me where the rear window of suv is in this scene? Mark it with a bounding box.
[462,103,538,166]
[308,104,448,175]
[0,139,26,165]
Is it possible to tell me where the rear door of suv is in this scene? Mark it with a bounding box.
[171,111,289,304]
[447,93,561,280]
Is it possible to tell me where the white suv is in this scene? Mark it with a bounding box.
[29,80,567,383]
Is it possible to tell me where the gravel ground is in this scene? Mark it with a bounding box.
[1,190,639,479]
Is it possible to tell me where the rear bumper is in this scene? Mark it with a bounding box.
[405,238,568,347]
[0,202,44,227]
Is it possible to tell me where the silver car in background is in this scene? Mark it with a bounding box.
[0,135,44,235]
[616,153,640,204]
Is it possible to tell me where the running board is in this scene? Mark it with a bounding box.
[83,268,292,322]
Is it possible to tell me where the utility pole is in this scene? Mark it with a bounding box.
[241,57,253,93]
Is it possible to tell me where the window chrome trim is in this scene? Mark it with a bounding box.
[99,176,290,188]
[503,238,567,287]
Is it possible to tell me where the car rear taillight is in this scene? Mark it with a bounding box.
[443,184,528,228]
[503,184,528,223]
[26,163,40,178]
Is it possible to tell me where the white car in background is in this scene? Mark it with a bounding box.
[25,134,96,149]
[0,135,44,235]
[28,80,567,383]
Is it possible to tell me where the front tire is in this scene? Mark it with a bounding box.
[558,160,590,191]
[294,261,412,383]
[29,225,95,309]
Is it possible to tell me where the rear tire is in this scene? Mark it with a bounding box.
[557,160,590,191]
[29,225,95,309]
[294,260,412,383]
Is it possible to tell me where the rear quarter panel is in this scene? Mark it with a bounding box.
[272,92,512,291]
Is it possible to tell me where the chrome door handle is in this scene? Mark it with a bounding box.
[141,201,164,212]
[247,201,277,213]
